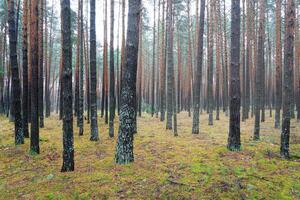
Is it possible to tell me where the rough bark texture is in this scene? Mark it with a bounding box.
[151,0,156,117]
[207,1,214,126]
[61,0,74,172]
[281,0,295,158]
[8,0,24,145]
[38,0,44,128]
[275,0,282,128]
[192,0,205,134]
[22,0,29,138]
[78,0,84,136]
[109,0,115,138]
[115,0,141,164]
[166,0,174,130]
[254,0,265,140]
[30,0,40,153]
[227,0,241,151]
[89,0,99,141]
[160,0,166,122]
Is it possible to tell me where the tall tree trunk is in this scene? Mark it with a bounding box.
[74,0,80,118]
[222,0,228,115]
[254,0,265,140]
[30,0,39,153]
[281,0,295,158]
[8,0,24,145]
[22,0,29,138]
[215,0,221,121]
[192,0,205,134]
[160,0,166,122]
[207,0,214,126]
[275,0,282,128]
[78,0,84,136]
[89,0,99,141]
[38,0,44,128]
[227,0,241,151]
[166,0,174,130]
[151,0,156,117]
[61,0,74,172]
[102,0,108,124]
[109,0,115,138]
[115,0,141,164]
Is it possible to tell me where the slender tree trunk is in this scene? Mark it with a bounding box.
[61,0,74,172]
[90,0,99,141]
[254,0,265,140]
[78,0,84,136]
[227,0,241,151]
[160,0,166,122]
[8,0,24,145]
[166,0,174,130]
[115,0,141,164]
[208,1,214,126]
[22,0,29,138]
[275,0,282,128]
[38,0,44,128]
[192,0,205,134]
[30,0,39,153]
[223,0,228,115]
[109,0,115,138]
[151,0,156,117]
[281,0,295,158]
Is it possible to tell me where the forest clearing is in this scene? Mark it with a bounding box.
[1,112,300,199]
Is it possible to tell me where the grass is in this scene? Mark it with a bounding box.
[0,111,300,199]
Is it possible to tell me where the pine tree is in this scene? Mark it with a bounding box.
[8,0,23,145]
[30,0,40,153]
[115,0,141,164]
[281,0,295,158]
[192,0,205,134]
[89,0,99,141]
[227,0,241,151]
[61,0,74,172]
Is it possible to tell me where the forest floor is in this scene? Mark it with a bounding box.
[1,111,300,199]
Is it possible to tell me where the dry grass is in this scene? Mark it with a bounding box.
[0,111,300,199]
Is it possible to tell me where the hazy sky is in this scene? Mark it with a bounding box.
[50,0,231,47]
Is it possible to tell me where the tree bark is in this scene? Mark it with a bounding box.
[8,0,24,145]
[115,0,141,164]
[192,0,205,134]
[227,0,241,151]
[281,0,295,158]
[61,0,74,172]
[90,0,99,141]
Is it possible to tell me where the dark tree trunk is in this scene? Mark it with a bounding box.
[89,0,99,141]
[227,0,241,151]
[254,0,265,140]
[22,0,29,138]
[160,0,166,122]
[8,0,24,145]
[192,0,205,134]
[166,0,174,130]
[30,0,40,153]
[61,0,74,172]
[207,1,214,126]
[281,0,295,158]
[115,0,141,164]
[222,0,228,115]
[78,0,84,136]
[109,0,115,138]
[38,0,44,128]
[275,0,282,128]
[151,0,156,117]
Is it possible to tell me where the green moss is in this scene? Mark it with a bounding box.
[0,112,300,199]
